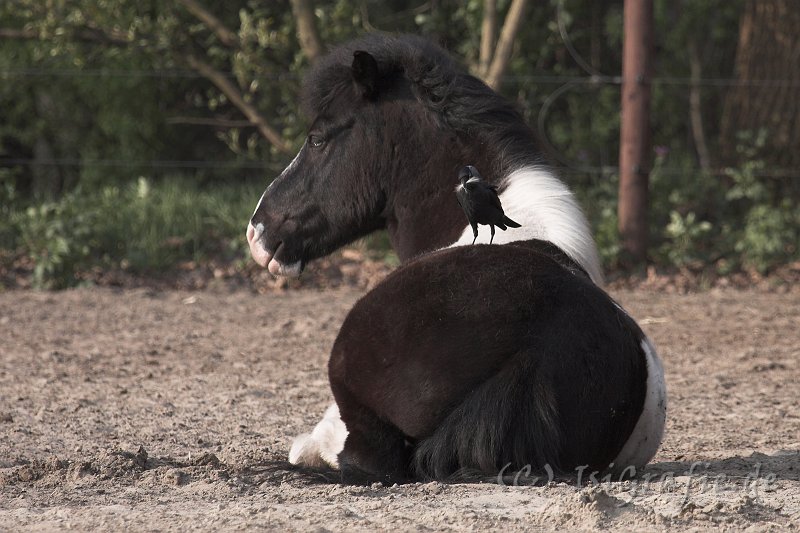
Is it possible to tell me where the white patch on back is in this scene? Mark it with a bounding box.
[289,403,348,469]
[449,166,604,285]
[611,336,668,472]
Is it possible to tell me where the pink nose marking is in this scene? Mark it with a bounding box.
[246,221,272,267]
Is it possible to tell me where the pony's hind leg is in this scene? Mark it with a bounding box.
[332,382,411,485]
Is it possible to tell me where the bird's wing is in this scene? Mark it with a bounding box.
[478,182,503,210]
[489,188,503,210]
[467,183,509,225]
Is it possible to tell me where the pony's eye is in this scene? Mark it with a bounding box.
[308,134,324,148]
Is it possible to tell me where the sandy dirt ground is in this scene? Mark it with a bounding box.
[0,285,798,531]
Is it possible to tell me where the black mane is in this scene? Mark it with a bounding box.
[301,34,545,173]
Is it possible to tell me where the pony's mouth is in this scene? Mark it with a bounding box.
[246,222,304,278]
[269,242,304,277]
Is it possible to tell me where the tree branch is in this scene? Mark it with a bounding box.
[290,0,326,62]
[484,0,530,91]
[176,0,239,48]
[478,0,497,78]
[185,54,290,152]
[0,28,37,39]
[0,26,129,46]
[166,116,254,127]
[2,21,288,152]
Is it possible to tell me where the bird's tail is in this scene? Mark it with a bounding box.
[502,215,521,228]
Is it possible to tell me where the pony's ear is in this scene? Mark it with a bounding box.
[352,50,379,98]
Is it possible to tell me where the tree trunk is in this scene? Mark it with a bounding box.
[720,0,800,169]
[618,0,653,264]
[688,38,711,171]
[176,0,239,47]
[290,0,326,63]
[32,94,62,200]
[484,0,529,91]
[478,0,497,78]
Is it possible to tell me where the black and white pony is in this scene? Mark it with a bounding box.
[246,35,666,483]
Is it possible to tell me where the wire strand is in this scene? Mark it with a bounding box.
[3,158,797,179]
[556,0,606,78]
[1,158,271,169]
[3,68,800,87]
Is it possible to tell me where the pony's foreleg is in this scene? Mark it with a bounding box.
[489,224,495,244]
[332,381,411,485]
[288,403,348,469]
[471,223,478,245]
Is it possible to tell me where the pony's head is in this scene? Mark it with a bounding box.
[248,35,541,276]
[247,49,394,276]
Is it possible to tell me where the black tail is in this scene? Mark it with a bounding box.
[503,215,521,228]
[412,349,563,480]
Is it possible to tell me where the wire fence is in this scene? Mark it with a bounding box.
[0,157,272,170]
[2,4,799,182]
[3,64,798,180]
[4,67,800,88]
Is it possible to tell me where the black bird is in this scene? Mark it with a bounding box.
[455,165,521,244]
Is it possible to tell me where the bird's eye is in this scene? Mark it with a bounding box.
[308,134,324,148]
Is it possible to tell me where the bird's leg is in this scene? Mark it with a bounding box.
[471,223,478,245]
[489,225,495,244]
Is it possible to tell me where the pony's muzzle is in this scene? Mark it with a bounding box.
[246,221,272,268]
[246,221,304,277]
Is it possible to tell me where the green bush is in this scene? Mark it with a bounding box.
[8,176,261,288]
[15,190,97,288]
[578,142,800,274]
[3,152,798,289]
[736,201,799,273]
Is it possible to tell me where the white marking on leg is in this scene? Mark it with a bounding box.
[289,403,348,469]
[611,336,668,472]
[448,166,604,285]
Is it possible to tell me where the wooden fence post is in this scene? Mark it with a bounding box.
[618,0,653,264]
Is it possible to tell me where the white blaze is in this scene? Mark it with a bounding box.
[246,145,305,276]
